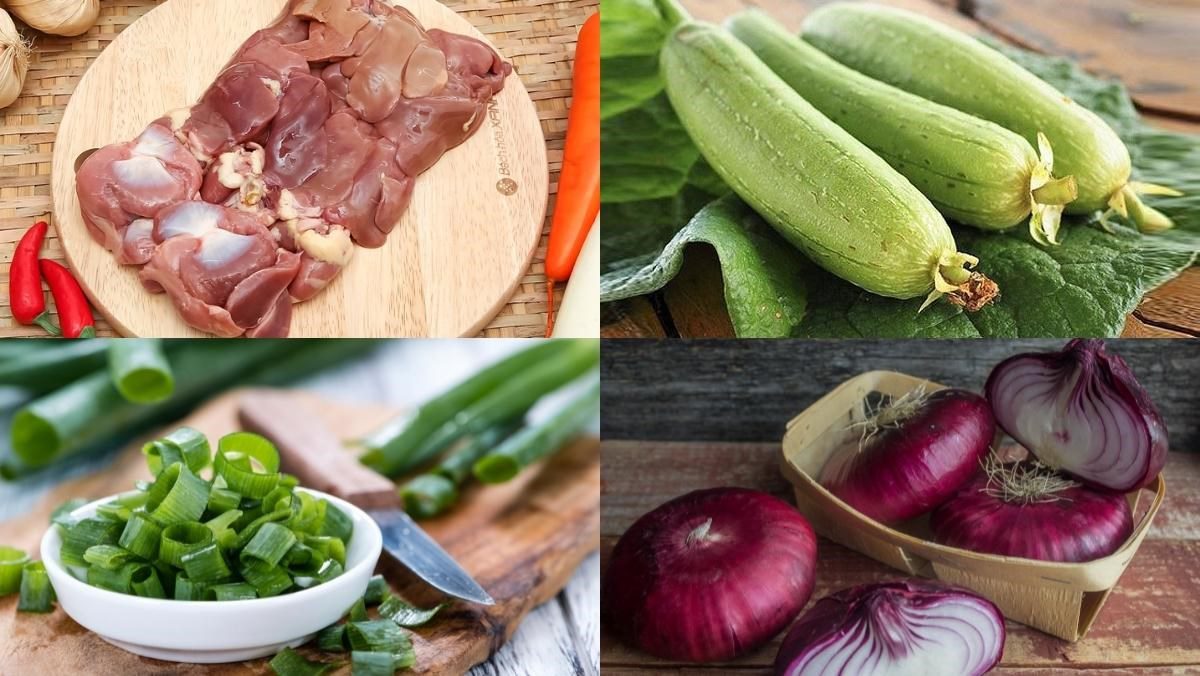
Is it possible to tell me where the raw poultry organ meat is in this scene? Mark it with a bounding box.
[76,0,511,337]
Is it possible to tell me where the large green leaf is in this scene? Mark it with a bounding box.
[600,3,1200,337]
[602,196,807,337]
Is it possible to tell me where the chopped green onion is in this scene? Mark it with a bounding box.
[83,544,132,570]
[131,566,166,598]
[315,559,343,585]
[0,546,29,596]
[144,428,211,478]
[363,575,388,605]
[174,573,208,601]
[378,594,444,627]
[268,647,337,676]
[350,651,405,676]
[18,561,54,612]
[241,559,293,598]
[96,502,133,522]
[235,508,294,550]
[160,522,214,568]
[317,624,348,652]
[305,536,347,567]
[207,487,241,515]
[216,432,281,498]
[108,339,175,404]
[242,523,297,567]
[181,542,231,583]
[207,582,258,601]
[61,517,122,567]
[88,562,143,594]
[399,474,457,520]
[346,620,411,654]
[146,463,211,525]
[205,509,243,549]
[288,492,327,536]
[319,502,354,543]
[55,428,350,602]
[349,598,368,622]
[474,375,599,483]
[284,542,316,569]
[118,512,162,560]
[50,498,89,530]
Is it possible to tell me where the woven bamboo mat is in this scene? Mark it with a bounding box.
[0,0,593,338]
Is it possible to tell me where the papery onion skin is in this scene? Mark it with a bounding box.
[986,339,1167,492]
[775,580,1004,676]
[930,467,1134,562]
[820,388,995,524]
[602,487,818,663]
[0,10,29,109]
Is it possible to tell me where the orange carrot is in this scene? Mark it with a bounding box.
[545,11,600,336]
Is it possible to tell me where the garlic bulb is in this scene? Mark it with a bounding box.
[5,0,99,37]
[0,10,28,109]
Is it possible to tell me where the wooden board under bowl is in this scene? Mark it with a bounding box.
[0,388,599,674]
[50,0,548,338]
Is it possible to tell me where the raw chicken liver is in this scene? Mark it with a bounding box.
[76,0,511,337]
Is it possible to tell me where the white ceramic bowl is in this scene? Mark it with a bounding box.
[41,488,382,663]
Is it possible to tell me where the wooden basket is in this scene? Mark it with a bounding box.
[780,370,1165,642]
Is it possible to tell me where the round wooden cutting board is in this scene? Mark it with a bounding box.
[50,0,548,337]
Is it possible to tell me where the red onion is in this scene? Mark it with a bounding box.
[602,487,817,663]
[986,339,1167,492]
[820,388,995,524]
[775,580,1004,676]
[930,459,1134,562]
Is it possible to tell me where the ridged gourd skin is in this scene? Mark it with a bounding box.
[728,10,1046,231]
[801,2,1129,214]
[660,20,968,300]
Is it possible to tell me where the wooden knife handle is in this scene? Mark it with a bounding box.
[236,390,400,510]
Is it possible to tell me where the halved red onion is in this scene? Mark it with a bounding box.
[930,460,1133,562]
[603,487,818,663]
[820,388,995,524]
[985,339,1167,491]
[775,580,1004,676]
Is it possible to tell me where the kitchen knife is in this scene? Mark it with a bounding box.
[237,390,495,605]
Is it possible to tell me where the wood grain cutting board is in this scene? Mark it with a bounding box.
[49,0,549,338]
[0,389,599,674]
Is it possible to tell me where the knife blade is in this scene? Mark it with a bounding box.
[237,390,495,605]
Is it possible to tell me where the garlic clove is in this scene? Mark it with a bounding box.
[7,0,100,38]
[0,10,29,109]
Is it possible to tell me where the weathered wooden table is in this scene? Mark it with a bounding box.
[0,0,594,338]
[0,341,600,676]
[601,0,1200,339]
[602,443,1200,674]
[599,339,1200,673]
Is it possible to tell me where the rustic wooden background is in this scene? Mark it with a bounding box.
[601,0,1200,339]
[601,339,1200,449]
[599,338,1200,673]
[0,0,599,338]
[0,341,600,676]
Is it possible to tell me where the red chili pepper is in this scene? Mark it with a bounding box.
[39,260,96,338]
[8,221,61,336]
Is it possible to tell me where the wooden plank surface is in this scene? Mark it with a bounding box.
[599,338,1200,449]
[0,340,601,676]
[600,440,1200,672]
[967,0,1200,120]
[52,0,547,338]
[0,388,600,675]
[599,0,1200,339]
[0,0,595,338]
